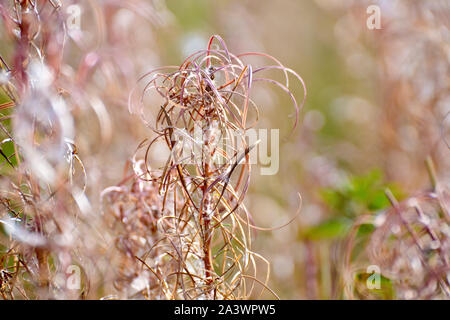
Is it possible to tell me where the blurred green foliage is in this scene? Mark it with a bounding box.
[320,169,402,218]
[354,271,395,300]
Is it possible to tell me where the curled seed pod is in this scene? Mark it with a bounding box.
[344,184,450,299]
[114,35,306,299]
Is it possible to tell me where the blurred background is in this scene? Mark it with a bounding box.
[1,0,449,299]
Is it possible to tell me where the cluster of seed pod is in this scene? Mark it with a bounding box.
[369,188,450,299]
[105,35,305,299]
[101,159,175,299]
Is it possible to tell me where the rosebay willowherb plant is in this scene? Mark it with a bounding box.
[0,0,306,300]
[0,1,89,299]
[102,35,306,299]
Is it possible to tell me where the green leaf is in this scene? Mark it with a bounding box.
[301,217,352,240]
